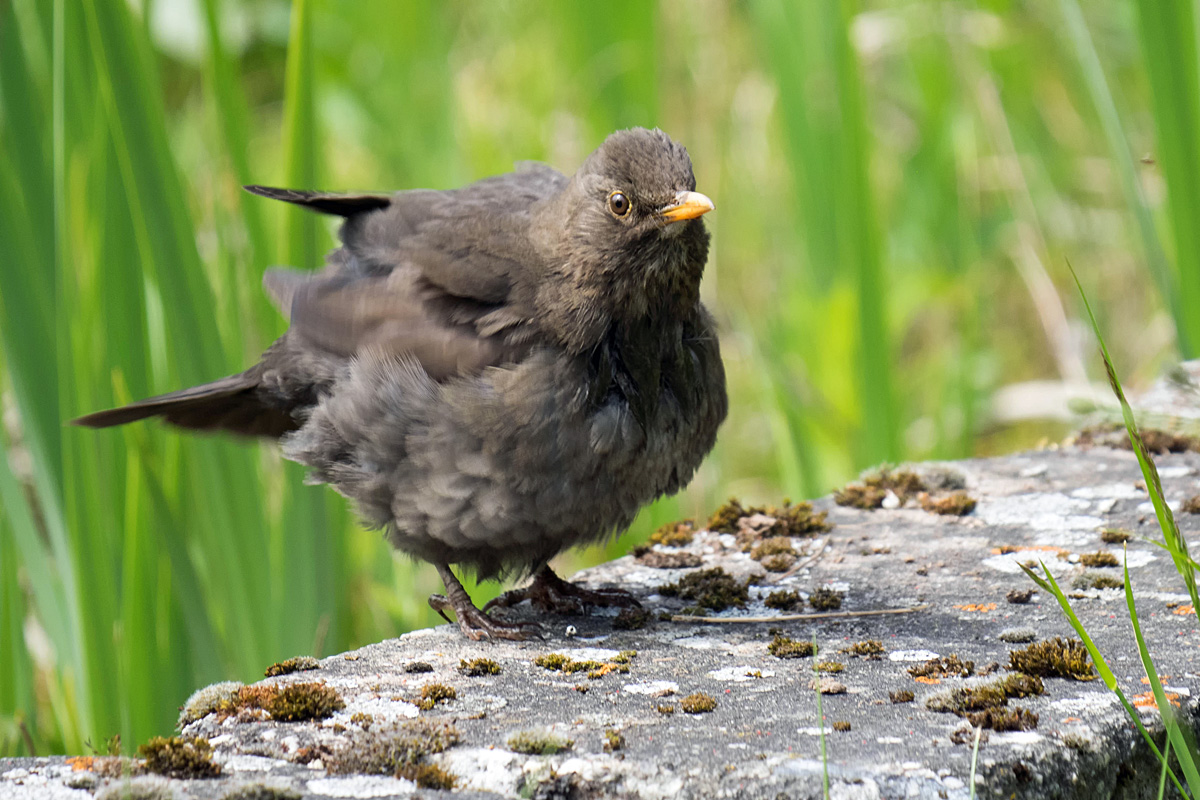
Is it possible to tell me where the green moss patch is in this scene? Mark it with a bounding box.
[264,656,320,678]
[327,719,459,787]
[920,491,977,516]
[707,498,832,536]
[909,655,974,679]
[768,635,816,659]
[840,640,884,659]
[657,567,748,611]
[138,736,221,779]
[764,590,803,611]
[1079,551,1119,568]
[649,520,696,547]
[834,467,926,509]
[457,658,501,676]
[1100,528,1133,544]
[680,692,717,713]
[507,730,574,755]
[415,683,456,710]
[1008,638,1096,680]
[808,587,843,611]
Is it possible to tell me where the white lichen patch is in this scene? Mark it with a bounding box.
[1070,484,1144,501]
[306,776,415,797]
[623,680,678,696]
[991,731,1043,746]
[331,694,419,724]
[1050,693,1119,714]
[436,748,522,796]
[1159,466,1193,479]
[707,666,776,681]
[888,650,940,662]
[560,647,622,662]
[982,551,1074,576]
[796,726,834,736]
[216,754,288,772]
[671,636,729,650]
[975,493,1102,532]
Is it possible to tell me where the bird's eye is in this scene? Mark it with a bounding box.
[607,191,631,218]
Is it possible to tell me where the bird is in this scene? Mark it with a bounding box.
[74,127,727,640]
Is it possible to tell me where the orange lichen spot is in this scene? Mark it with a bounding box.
[1142,676,1172,684]
[953,603,997,613]
[1132,691,1180,709]
[990,545,1070,557]
[1173,605,1195,616]
[914,676,941,685]
[66,757,96,772]
[1061,716,1081,723]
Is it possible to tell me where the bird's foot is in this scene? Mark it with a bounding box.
[484,566,642,616]
[428,593,542,641]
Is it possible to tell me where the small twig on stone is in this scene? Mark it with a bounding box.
[669,604,928,624]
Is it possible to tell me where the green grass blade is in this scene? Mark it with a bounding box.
[1123,553,1200,792]
[747,0,898,466]
[1069,265,1200,615]
[1020,561,1186,795]
[1130,0,1200,357]
[1058,0,1183,356]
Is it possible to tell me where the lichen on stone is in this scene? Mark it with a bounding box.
[263,656,320,678]
[603,729,625,752]
[326,718,460,787]
[95,776,178,800]
[889,690,915,704]
[178,681,243,727]
[814,661,845,673]
[219,782,301,800]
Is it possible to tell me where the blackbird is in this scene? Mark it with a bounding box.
[75,127,727,640]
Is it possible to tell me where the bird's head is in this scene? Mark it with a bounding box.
[536,128,714,350]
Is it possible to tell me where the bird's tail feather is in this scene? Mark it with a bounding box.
[72,372,297,438]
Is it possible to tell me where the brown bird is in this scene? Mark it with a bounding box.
[75,127,726,640]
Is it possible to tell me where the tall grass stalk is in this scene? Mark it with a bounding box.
[1131,0,1200,358]
[1021,267,1200,795]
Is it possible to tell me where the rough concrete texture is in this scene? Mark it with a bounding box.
[5,439,1200,799]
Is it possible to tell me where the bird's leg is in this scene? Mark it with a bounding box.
[428,564,542,641]
[484,565,642,615]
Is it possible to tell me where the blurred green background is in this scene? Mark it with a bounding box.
[0,0,1194,755]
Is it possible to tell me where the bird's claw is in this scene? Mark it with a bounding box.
[428,592,543,641]
[484,568,642,616]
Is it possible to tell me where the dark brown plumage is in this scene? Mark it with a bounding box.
[75,128,726,639]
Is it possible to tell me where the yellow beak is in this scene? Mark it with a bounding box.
[658,191,715,223]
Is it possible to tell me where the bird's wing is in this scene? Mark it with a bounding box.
[253,165,568,380]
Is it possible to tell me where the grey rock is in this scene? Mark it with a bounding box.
[6,440,1200,798]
